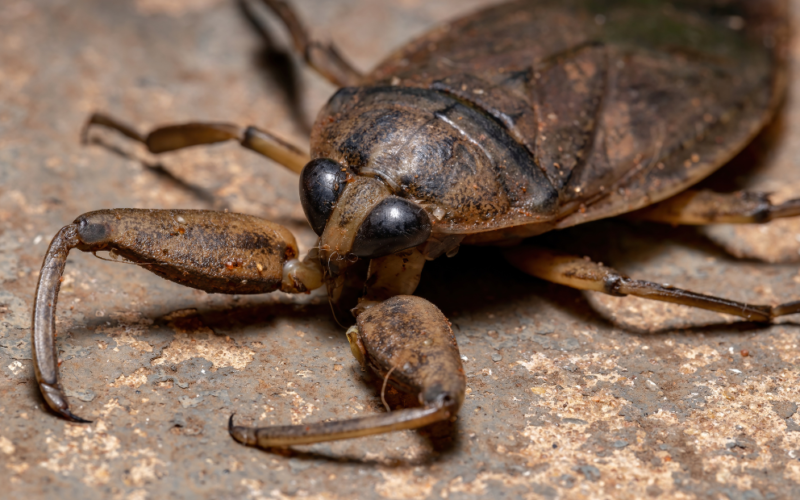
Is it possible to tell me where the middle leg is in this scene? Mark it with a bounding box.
[82,113,310,174]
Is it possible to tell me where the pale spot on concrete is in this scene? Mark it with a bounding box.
[151,309,254,371]
[82,462,111,487]
[516,352,552,372]
[785,461,800,484]
[240,478,265,499]
[281,390,316,425]
[7,360,23,375]
[101,399,124,419]
[268,489,342,500]
[125,455,167,487]
[375,469,437,499]
[126,489,149,500]
[111,367,151,389]
[99,314,154,353]
[675,344,720,374]
[39,420,121,482]
[6,462,29,474]
[135,0,225,17]
[0,436,15,455]
[646,408,680,426]
[5,190,47,214]
[242,480,343,500]
[443,475,488,496]
[704,216,800,264]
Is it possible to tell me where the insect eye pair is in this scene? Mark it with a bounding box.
[299,158,432,258]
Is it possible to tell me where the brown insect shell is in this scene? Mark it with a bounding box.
[73,209,298,294]
[310,86,560,235]
[355,295,466,412]
[309,0,786,248]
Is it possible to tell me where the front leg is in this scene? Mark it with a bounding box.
[229,295,465,447]
[33,209,323,422]
[229,247,466,447]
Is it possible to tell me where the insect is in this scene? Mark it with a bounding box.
[32,0,795,449]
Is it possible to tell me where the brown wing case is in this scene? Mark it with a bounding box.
[367,0,788,238]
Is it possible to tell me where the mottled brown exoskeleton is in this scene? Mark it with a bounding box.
[33,0,800,448]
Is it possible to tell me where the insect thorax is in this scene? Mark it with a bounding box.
[310,86,559,233]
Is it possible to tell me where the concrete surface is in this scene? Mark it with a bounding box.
[4,0,800,498]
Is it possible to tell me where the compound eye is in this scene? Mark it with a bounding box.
[299,158,348,236]
[351,197,432,258]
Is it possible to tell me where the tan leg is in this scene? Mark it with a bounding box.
[82,113,310,174]
[630,189,800,225]
[503,246,800,322]
[245,0,362,87]
[358,247,426,306]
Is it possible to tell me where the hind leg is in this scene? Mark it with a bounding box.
[629,189,800,224]
[242,0,362,87]
[504,245,800,322]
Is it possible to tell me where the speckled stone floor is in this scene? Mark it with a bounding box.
[4,1,800,498]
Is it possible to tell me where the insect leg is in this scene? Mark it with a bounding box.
[504,245,800,322]
[81,113,309,174]
[229,295,466,447]
[353,247,427,314]
[629,189,800,225]
[242,0,362,87]
[33,209,321,422]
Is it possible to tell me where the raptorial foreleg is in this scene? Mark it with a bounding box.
[33,208,323,422]
[229,295,465,447]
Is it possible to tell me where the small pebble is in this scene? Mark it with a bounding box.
[491,353,503,362]
[613,440,628,449]
[740,349,749,357]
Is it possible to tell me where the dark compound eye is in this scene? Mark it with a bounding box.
[299,158,349,236]
[351,197,432,258]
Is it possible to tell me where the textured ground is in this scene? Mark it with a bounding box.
[4,0,800,498]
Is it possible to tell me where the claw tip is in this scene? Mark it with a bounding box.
[62,409,92,424]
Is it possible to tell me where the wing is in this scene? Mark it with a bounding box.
[366,0,788,233]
